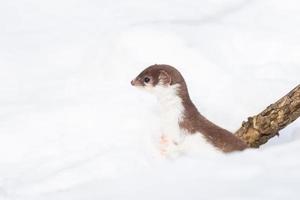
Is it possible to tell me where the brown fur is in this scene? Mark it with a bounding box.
[132,64,248,152]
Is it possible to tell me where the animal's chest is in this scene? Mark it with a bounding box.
[159,103,184,143]
[161,118,183,143]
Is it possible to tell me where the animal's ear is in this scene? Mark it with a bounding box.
[159,70,171,85]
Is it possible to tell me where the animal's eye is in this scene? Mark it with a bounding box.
[144,77,150,83]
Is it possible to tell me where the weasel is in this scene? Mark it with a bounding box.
[131,64,247,156]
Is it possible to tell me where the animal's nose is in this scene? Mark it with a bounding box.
[131,79,142,86]
[131,79,136,86]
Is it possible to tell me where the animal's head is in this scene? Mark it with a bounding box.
[131,64,187,96]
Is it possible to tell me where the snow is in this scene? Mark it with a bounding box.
[0,0,300,199]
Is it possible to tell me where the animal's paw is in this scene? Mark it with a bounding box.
[159,135,170,156]
[159,135,184,158]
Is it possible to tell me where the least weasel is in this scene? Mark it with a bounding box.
[131,64,247,155]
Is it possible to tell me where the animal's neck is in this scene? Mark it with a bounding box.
[157,86,184,115]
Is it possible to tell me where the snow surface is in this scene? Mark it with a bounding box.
[0,0,300,199]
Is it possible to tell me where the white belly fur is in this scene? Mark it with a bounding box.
[152,84,218,157]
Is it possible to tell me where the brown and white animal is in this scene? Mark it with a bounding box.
[131,64,247,156]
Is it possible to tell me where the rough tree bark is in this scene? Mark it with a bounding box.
[235,84,300,148]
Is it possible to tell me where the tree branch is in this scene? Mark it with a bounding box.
[235,84,300,148]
